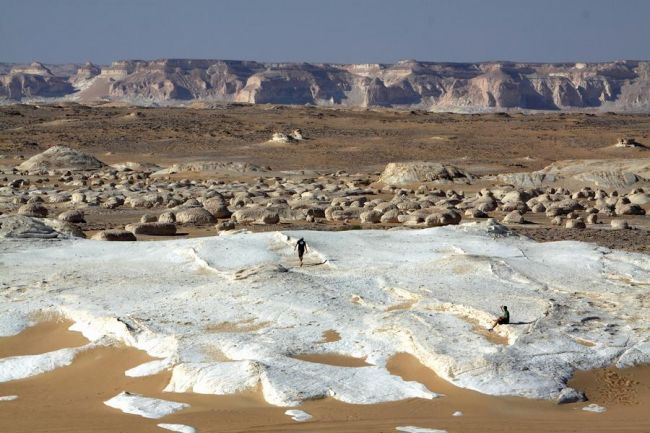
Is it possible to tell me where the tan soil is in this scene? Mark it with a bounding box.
[2,105,649,173]
[290,353,371,367]
[1,322,650,433]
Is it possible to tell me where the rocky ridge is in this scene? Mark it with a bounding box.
[1,59,650,111]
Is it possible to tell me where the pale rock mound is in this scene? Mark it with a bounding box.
[497,159,650,189]
[153,161,267,176]
[0,215,85,239]
[378,162,472,186]
[16,146,106,173]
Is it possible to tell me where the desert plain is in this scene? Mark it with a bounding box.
[0,103,649,433]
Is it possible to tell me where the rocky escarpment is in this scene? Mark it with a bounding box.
[1,59,650,111]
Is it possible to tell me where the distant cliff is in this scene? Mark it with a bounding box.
[1,59,650,111]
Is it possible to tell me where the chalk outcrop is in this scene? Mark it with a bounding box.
[3,59,650,112]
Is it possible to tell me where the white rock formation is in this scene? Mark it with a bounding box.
[1,221,649,407]
[16,146,106,173]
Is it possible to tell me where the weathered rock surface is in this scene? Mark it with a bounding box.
[91,229,137,241]
[378,162,471,186]
[4,59,650,112]
[125,222,177,236]
[0,215,85,239]
[16,146,106,173]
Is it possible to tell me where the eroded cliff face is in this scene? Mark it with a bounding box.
[1,58,649,111]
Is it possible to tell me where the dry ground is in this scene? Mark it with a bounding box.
[1,103,649,173]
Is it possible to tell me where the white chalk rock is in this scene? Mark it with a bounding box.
[285,409,312,422]
[104,392,189,419]
[157,423,196,433]
[582,403,607,413]
[396,427,448,433]
[0,345,89,382]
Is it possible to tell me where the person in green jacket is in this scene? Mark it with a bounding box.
[489,306,510,331]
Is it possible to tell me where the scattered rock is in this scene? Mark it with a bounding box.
[91,230,137,241]
[557,387,587,404]
[125,222,177,236]
[58,209,85,223]
[610,219,630,229]
[175,208,216,225]
[17,203,48,218]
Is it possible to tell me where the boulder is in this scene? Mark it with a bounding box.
[175,208,216,225]
[203,198,232,218]
[257,212,280,225]
[425,210,461,227]
[503,210,525,224]
[615,203,645,216]
[586,214,598,224]
[216,220,236,231]
[378,162,471,186]
[158,211,176,223]
[566,218,586,229]
[125,222,177,236]
[380,209,400,223]
[360,210,382,224]
[610,219,630,230]
[91,230,137,241]
[101,196,124,209]
[557,387,587,404]
[140,214,157,223]
[17,203,48,218]
[0,215,85,239]
[58,209,85,223]
[16,146,106,173]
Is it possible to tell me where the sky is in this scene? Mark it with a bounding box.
[1,0,649,65]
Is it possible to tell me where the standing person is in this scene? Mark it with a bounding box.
[294,238,308,267]
[489,306,510,331]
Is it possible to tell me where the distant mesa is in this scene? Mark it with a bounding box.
[2,58,650,112]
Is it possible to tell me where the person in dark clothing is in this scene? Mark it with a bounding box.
[489,305,510,331]
[294,238,308,266]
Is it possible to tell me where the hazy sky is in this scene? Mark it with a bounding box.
[1,0,649,64]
